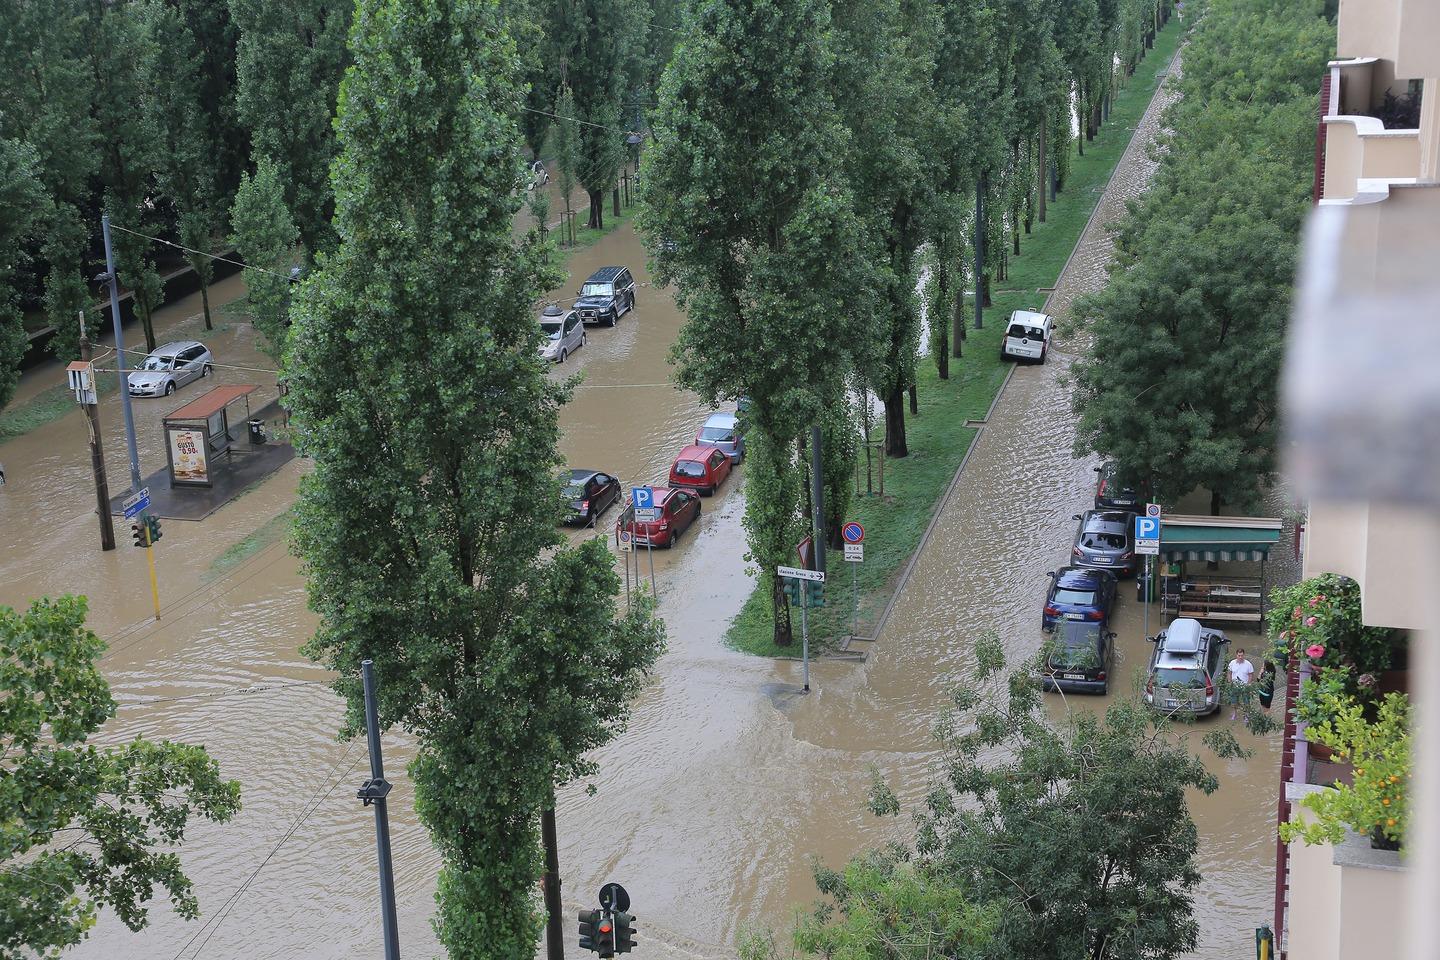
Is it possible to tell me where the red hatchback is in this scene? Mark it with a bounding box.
[617,487,701,548]
[668,444,733,496]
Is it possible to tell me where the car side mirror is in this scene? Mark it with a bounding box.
[1093,465,1103,472]
[1072,514,1082,520]
[1046,570,1057,579]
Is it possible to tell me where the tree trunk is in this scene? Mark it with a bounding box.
[1038,119,1048,223]
[612,186,621,219]
[587,190,604,229]
[1075,85,1085,155]
[884,386,908,458]
[951,285,964,358]
[936,255,950,379]
[908,383,917,415]
[772,576,793,646]
[193,257,214,330]
[1210,489,1222,516]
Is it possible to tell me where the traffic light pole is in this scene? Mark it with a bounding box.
[800,587,810,693]
[359,660,401,960]
[101,215,142,494]
[143,524,161,619]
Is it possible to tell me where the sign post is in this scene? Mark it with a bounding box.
[777,566,826,692]
[1135,506,1162,641]
[841,522,865,638]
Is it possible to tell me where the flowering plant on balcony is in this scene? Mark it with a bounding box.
[1280,690,1411,849]
[1266,573,1395,680]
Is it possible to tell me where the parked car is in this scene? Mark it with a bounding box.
[127,341,213,397]
[1143,618,1230,717]
[526,160,549,191]
[1070,509,1138,577]
[617,487,701,547]
[1041,619,1116,695]
[561,469,621,526]
[668,444,733,496]
[538,305,584,363]
[575,266,636,326]
[694,412,745,463]
[1000,309,1053,363]
[1042,567,1117,630]
[1093,460,1147,511]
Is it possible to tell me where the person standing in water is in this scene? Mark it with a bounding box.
[1257,660,1277,711]
[1227,648,1255,719]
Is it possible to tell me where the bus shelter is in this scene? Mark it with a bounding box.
[161,384,259,488]
[1157,515,1284,630]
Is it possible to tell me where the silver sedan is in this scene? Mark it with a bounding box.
[127,340,213,397]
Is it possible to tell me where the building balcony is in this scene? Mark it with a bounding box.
[1322,59,1426,200]
[1337,0,1440,80]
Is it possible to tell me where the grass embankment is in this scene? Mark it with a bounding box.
[0,374,119,444]
[727,20,1182,657]
[554,200,638,253]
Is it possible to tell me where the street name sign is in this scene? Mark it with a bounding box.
[123,487,150,520]
[843,543,864,562]
[1134,514,1160,556]
[776,565,825,583]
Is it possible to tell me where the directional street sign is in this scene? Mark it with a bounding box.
[776,565,825,583]
[631,486,655,510]
[841,521,865,544]
[843,543,864,562]
[122,487,150,520]
[1134,514,1160,556]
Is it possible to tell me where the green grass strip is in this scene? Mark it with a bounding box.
[206,508,294,582]
[0,373,119,444]
[727,20,1182,658]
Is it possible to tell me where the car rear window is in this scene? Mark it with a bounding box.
[1050,624,1101,667]
[699,427,733,442]
[1155,668,1204,688]
[1081,532,1126,549]
[673,460,706,478]
[1052,588,1095,605]
[563,483,584,499]
[1006,324,1030,339]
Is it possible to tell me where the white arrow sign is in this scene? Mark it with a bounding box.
[776,565,825,583]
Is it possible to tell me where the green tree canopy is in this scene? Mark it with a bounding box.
[0,596,241,958]
[230,158,299,361]
[285,0,664,955]
[0,135,46,410]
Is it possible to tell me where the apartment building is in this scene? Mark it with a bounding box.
[1276,0,1440,957]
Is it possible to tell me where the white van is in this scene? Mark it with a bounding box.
[1000,309,1054,363]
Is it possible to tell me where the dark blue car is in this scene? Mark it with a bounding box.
[1042,567,1117,630]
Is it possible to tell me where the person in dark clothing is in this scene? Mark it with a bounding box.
[1257,661,1277,710]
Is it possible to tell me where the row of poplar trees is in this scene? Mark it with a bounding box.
[640,0,1174,645]
[0,0,662,411]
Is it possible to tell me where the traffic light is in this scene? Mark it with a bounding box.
[146,515,163,544]
[579,909,600,953]
[596,914,616,958]
[131,519,146,548]
[807,582,825,607]
[613,912,637,954]
[781,579,800,605]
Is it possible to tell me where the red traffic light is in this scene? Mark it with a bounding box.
[599,923,613,934]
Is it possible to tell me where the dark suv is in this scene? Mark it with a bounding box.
[1041,619,1116,695]
[575,266,636,326]
[1042,567,1116,630]
[1093,460,1147,512]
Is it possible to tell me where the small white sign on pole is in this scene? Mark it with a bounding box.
[843,543,864,562]
[776,565,825,583]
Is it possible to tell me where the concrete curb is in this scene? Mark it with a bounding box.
[855,40,1183,651]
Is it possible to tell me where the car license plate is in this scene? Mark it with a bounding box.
[1063,673,1085,681]
[1092,557,1111,564]
[1064,612,1084,620]
[1166,699,1179,709]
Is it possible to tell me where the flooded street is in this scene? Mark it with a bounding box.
[1,47,1285,959]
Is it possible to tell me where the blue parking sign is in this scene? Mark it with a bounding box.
[631,486,655,510]
[1135,516,1159,540]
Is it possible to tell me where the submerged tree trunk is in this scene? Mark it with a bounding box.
[884,386,908,458]
[587,189,605,229]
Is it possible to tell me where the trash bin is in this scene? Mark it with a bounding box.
[248,419,266,445]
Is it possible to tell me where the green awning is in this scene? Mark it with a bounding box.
[1159,515,1283,563]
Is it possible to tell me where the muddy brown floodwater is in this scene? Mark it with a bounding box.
[2,59,1285,958]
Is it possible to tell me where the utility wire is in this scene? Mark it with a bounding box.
[171,743,366,960]
[107,222,297,283]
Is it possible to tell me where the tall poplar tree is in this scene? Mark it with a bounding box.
[0,136,45,409]
[230,0,350,255]
[230,158,298,361]
[640,0,870,645]
[286,1,663,956]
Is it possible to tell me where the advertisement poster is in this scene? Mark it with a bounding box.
[168,428,209,485]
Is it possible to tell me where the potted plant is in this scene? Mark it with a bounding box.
[1280,689,1411,851]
